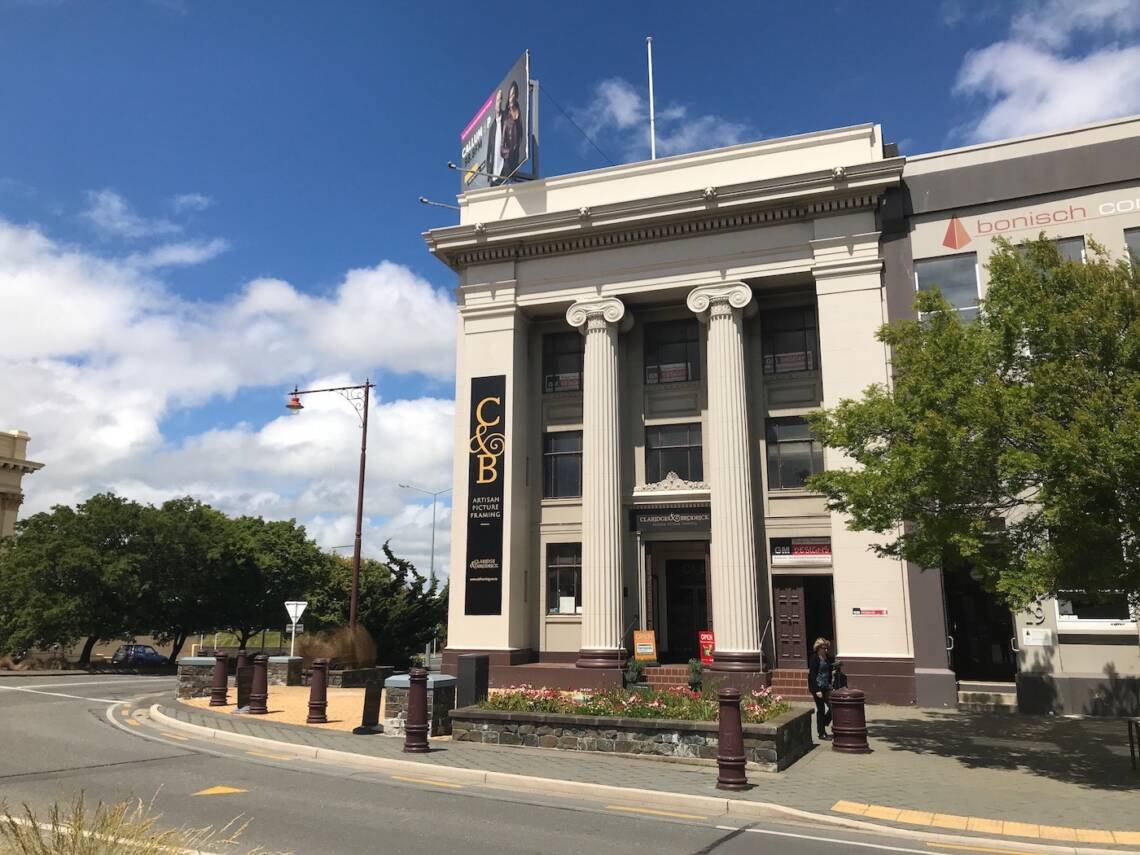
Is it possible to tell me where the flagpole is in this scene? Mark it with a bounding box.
[646,36,656,160]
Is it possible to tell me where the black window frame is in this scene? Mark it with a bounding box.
[1125,228,1140,265]
[761,306,818,375]
[765,416,824,490]
[644,319,701,385]
[542,332,584,394]
[542,430,582,499]
[645,422,703,483]
[546,542,582,615]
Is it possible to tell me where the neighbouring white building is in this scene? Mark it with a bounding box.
[0,430,43,539]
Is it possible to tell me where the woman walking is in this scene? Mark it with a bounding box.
[808,637,834,740]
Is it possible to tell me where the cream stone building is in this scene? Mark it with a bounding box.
[426,115,1140,711]
[0,430,44,538]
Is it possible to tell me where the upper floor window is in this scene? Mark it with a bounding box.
[547,543,582,615]
[1057,591,1135,624]
[543,332,584,393]
[1018,236,1085,264]
[543,431,582,498]
[646,423,703,483]
[644,320,700,385]
[765,417,824,490]
[761,306,818,374]
[1125,228,1140,265]
[915,253,980,321]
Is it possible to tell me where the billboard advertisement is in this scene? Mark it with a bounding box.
[459,51,532,190]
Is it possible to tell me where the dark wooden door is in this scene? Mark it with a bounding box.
[774,577,807,666]
[664,559,707,662]
[944,569,1015,681]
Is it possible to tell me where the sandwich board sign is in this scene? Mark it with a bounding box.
[284,601,308,656]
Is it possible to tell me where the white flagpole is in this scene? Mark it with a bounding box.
[646,36,656,160]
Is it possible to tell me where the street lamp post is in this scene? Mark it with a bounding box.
[398,483,452,584]
[287,380,374,630]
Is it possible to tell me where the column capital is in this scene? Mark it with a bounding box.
[685,283,756,321]
[566,296,631,332]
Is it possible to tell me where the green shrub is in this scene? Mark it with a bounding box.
[481,684,788,723]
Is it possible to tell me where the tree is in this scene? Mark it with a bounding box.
[223,515,327,647]
[306,542,446,666]
[808,237,1139,609]
[0,494,149,663]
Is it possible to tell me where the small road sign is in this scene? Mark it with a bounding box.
[285,623,304,634]
[284,601,308,623]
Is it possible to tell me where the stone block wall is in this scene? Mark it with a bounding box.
[328,666,393,689]
[267,656,302,686]
[176,657,215,699]
[450,707,814,771]
[385,684,456,737]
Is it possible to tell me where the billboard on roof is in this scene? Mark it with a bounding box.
[459,51,533,190]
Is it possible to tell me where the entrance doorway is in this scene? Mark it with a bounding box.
[774,575,835,667]
[662,558,708,663]
[944,569,1016,681]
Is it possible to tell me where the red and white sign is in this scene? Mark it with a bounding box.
[698,630,715,665]
[852,608,888,617]
[771,537,832,567]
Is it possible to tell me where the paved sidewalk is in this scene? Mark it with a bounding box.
[160,701,1139,845]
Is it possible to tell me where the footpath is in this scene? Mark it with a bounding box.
[154,700,1140,852]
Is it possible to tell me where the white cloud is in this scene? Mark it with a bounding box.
[171,193,213,213]
[127,238,230,269]
[81,189,181,239]
[953,0,1140,142]
[0,218,458,575]
[573,77,754,163]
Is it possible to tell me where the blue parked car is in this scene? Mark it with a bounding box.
[110,644,169,666]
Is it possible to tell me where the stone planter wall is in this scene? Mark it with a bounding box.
[450,706,813,771]
[176,657,214,699]
[267,656,302,686]
[328,665,394,689]
[384,674,456,737]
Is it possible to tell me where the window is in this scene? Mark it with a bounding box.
[646,423,703,483]
[765,417,824,490]
[543,332,584,393]
[644,320,700,385]
[915,253,980,321]
[542,431,582,498]
[1126,228,1140,264]
[1057,592,1134,624]
[1018,236,1085,263]
[546,543,581,615]
[761,306,818,374]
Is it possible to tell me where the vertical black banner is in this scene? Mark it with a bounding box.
[464,375,506,615]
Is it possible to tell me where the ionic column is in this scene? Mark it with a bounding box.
[566,296,629,668]
[687,283,763,672]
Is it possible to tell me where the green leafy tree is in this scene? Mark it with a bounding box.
[0,494,149,664]
[808,237,1139,609]
[306,542,446,666]
[223,515,327,647]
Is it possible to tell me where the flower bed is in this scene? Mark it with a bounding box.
[482,684,789,723]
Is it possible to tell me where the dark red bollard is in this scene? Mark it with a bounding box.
[307,658,330,724]
[403,668,430,754]
[249,654,269,715]
[831,688,871,753]
[235,648,249,672]
[209,650,229,706]
[716,687,748,790]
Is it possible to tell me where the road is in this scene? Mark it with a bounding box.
[0,675,1011,855]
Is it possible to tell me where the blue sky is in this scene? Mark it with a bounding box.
[3,0,1139,573]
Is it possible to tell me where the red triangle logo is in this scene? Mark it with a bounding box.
[942,216,971,250]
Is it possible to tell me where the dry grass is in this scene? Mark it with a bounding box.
[295,626,375,669]
[0,795,286,854]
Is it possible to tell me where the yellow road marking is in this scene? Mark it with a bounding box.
[125,719,140,727]
[831,800,869,815]
[1075,828,1114,844]
[246,750,292,761]
[1037,825,1077,842]
[966,817,1004,835]
[605,805,707,821]
[865,805,902,821]
[897,810,934,826]
[928,844,1041,855]
[390,775,462,789]
[1001,821,1039,839]
[1114,831,1140,846]
[193,785,247,797]
[159,731,189,742]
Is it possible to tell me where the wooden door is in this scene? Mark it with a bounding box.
[773,577,806,666]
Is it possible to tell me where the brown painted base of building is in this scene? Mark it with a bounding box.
[841,656,916,705]
[708,649,765,672]
[576,647,626,669]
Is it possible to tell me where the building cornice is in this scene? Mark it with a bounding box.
[0,457,43,475]
[425,158,904,272]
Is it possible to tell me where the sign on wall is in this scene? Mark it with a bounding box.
[770,536,832,567]
[464,375,507,615]
[459,51,534,190]
[633,630,658,662]
[630,506,711,534]
[698,630,715,665]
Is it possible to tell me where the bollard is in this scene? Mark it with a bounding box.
[249,654,269,715]
[403,668,430,753]
[236,649,249,672]
[307,658,329,724]
[716,687,748,790]
[830,687,872,754]
[209,650,229,706]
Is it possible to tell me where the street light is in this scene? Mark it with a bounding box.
[398,483,451,584]
[286,380,374,630]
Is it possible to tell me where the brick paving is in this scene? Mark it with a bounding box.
[161,700,1138,836]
